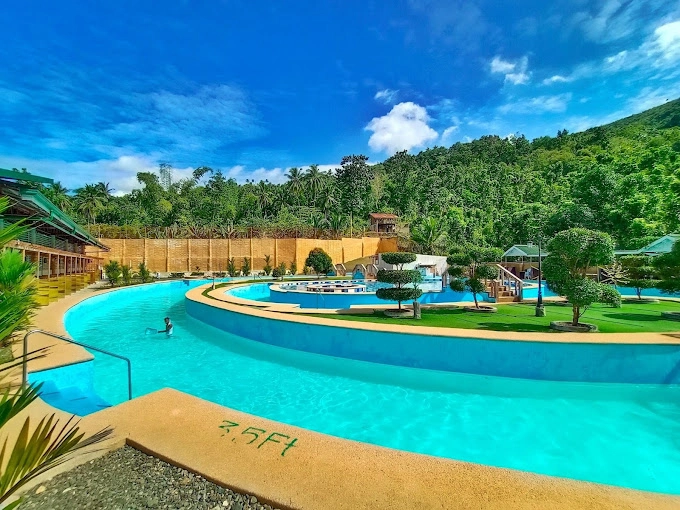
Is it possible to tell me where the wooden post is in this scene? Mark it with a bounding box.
[250,237,254,266]
[166,238,170,273]
[187,238,191,272]
[274,239,278,267]
[143,238,148,267]
[208,238,213,271]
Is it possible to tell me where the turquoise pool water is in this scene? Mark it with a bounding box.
[63,282,680,494]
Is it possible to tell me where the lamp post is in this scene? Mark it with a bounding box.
[535,240,545,317]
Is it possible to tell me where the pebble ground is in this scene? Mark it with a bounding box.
[21,446,282,510]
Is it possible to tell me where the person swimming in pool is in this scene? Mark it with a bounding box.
[158,317,173,336]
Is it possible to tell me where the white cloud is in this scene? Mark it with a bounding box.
[571,0,674,43]
[489,56,529,85]
[490,57,516,74]
[498,93,572,114]
[654,20,680,61]
[365,102,438,154]
[374,89,398,104]
[542,75,571,85]
[441,125,459,144]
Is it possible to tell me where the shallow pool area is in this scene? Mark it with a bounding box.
[51,281,680,494]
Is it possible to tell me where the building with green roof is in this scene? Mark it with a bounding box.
[0,168,108,304]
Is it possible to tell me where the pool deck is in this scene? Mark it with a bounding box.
[3,280,680,509]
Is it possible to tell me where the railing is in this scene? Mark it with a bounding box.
[488,264,524,301]
[13,226,84,254]
[22,329,132,400]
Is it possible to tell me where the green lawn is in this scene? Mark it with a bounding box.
[312,301,680,333]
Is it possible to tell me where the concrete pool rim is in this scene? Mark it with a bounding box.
[12,280,680,509]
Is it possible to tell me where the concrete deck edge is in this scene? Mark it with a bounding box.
[198,283,680,344]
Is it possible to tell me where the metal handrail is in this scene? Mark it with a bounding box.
[22,329,132,400]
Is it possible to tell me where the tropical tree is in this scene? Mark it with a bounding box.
[263,255,273,276]
[103,260,121,287]
[543,228,621,326]
[375,252,422,311]
[74,184,107,225]
[241,257,251,277]
[120,264,133,285]
[42,183,71,212]
[304,248,333,277]
[410,216,447,255]
[304,164,325,204]
[447,246,501,309]
[285,167,304,205]
[226,258,239,278]
[620,255,660,299]
[654,242,680,295]
[138,262,152,283]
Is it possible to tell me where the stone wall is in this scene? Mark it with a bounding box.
[87,237,398,273]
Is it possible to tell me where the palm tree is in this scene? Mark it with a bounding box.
[410,216,448,255]
[304,164,325,205]
[285,167,304,204]
[74,184,106,225]
[94,182,114,202]
[43,183,71,212]
[255,181,273,215]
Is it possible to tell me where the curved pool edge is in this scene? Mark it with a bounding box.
[198,283,680,345]
[19,281,680,508]
[80,387,680,510]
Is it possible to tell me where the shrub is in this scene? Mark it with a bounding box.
[138,262,152,283]
[599,285,622,308]
[654,242,680,295]
[104,260,122,287]
[121,264,133,285]
[277,262,287,280]
[272,267,282,279]
[289,261,297,276]
[375,252,422,311]
[241,257,251,277]
[263,255,273,276]
[305,248,333,277]
[620,255,659,299]
[227,258,239,277]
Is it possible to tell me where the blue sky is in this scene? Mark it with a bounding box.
[1,0,680,193]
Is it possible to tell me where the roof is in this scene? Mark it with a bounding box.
[502,244,546,258]
[0,168,53,184]
[0,179,108,250]
[369,213,398,220]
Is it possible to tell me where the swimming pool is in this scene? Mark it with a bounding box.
[59,281,680,494]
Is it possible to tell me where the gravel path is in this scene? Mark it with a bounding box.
[21,445,282,510]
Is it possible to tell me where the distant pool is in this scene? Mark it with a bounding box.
[53,281,680,494]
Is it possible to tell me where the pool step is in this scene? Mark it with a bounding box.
[39,384,112,416]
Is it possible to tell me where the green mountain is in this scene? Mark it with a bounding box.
[35,96,680,253]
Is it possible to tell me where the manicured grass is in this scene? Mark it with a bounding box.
[312,301,680,333]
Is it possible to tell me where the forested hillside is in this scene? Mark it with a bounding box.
[36,97,680,252]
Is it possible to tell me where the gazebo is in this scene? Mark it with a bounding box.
[501,243,547,279]
[369,213,397,234]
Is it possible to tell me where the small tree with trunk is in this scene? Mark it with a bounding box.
[305,248,333,277]
[375,252,422,311]
[447,246,501,309]
[543,228,620,326]
[620,255,660,299]
[654,242,680,295]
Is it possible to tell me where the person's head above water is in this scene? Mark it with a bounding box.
[164,317,171,324]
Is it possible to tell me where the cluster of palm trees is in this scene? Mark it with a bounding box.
[42,182,113,226]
